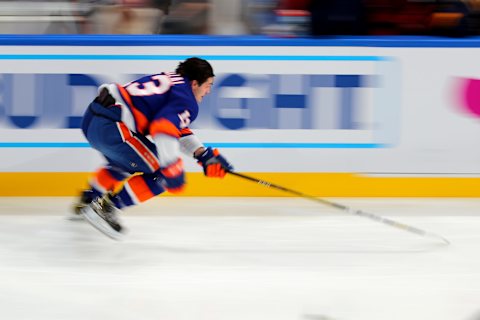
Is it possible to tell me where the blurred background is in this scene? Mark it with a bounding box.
[0,0,479,37]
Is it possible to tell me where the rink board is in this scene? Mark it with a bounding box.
[1,172,480,197]
[0,35,480,196]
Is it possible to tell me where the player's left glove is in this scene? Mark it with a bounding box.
[160,158,185,193]
[195,147,233,178]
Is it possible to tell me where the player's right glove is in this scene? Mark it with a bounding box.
[195,147,233,178]
[160,158,185,193]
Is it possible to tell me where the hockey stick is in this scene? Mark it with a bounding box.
[228,171,450,245]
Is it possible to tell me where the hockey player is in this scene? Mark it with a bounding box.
[74,57,233,239]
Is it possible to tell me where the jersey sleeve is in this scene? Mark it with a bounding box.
[149,83,199,167]
[179,128,204,156]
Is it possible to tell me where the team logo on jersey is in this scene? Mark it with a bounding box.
[178,110,191,128]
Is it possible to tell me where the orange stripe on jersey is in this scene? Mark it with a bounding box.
[125,175,155,202]
[117,122,132,141]
[117,84,149,134]
[95,168,122,192]
[150,118,181,138]
[180,128,193,137]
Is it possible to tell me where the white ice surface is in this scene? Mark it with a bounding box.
[0,197,479,320]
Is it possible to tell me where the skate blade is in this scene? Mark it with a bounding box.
[81,206,123,241]
[66,211,85,221]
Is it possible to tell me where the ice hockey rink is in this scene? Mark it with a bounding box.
[0,197,479,320]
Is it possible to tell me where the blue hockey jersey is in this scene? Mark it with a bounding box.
[107,72,199,139]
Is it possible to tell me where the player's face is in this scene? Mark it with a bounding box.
[192,77,214,103]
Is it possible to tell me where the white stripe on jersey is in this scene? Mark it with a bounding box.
[179,134,203,156]
[153,134,181,167]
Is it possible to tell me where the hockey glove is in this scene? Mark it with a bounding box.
[160,158,185,193]
[195,147,233,178]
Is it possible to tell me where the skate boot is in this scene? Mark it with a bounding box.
[69,190,95,221]
[80,193,124,240]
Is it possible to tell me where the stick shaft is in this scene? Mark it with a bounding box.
[229,171,449,244]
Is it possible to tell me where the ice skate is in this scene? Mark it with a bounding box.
[68,190,95,221]
[80,193,124,240]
